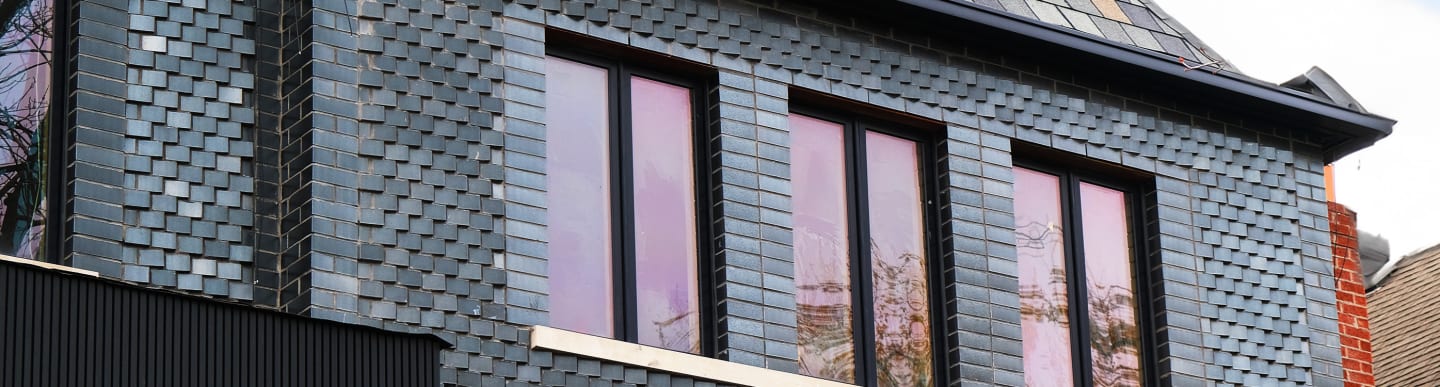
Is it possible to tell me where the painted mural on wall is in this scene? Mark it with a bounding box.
[0,0,52,259]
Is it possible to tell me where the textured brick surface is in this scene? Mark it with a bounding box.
[62,0,1356,385]
[1328,202,1373,387]
[69,0,258,299]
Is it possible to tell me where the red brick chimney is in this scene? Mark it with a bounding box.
[1328,202,1373,387]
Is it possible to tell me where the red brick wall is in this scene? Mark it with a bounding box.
[1329,202,1374,387]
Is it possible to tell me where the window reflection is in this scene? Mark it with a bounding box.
[1014,167,1144,387]
[630,76,701,354]
[792,115,856,382]
[791,116,934,386]
[1080,183,1141,387]
[544,57,615,337]
[864,131,932,387]
[0,0,54,259]
[1013,167,1075,387]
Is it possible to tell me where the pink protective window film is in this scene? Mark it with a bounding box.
[630,76,702,354]
[1079,183,1142,387]
[864,131,933,387]
[544,57,615,337]
[0,0,55,259]
[1013,167,1075,387]
[791,115,856,382]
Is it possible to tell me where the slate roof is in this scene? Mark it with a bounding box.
[1368,243,1440,386]
[959,0,1227,67]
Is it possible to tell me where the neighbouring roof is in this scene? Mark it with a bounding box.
[1357,231,1391,288]
[960,0,1227,67]
[1282,66,1369,113]
[1368,243,1440,385]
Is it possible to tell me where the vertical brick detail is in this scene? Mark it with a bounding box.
[250,0,284,307]
[1327,202,1373,387]
[938,123,1025,386]
[709,69,800,371]
[265,0,315,313]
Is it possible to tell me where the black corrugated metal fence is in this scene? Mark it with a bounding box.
[0,261,445,386]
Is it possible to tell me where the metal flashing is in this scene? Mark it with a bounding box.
[1283,66,1369,113]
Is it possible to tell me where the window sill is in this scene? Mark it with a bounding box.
[529,325,856,387]
[0,254,98,277]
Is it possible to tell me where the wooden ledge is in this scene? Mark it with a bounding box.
[0,254,98,277]
[529,325,856,387]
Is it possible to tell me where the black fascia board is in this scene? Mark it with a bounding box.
[872,0,1395,162]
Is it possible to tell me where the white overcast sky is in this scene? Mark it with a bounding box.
[1158,0,1440,260]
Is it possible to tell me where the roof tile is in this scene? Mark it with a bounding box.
[1090,16,1134,45]
[950,0,1228,65]
[998,0,1040,20]
[1152,32,1192,58]
[1062,0,1102,16]
[1060,8,1104,37]
[1370,245,1440,386]
[1027,0,1072,27]
[1116,1,1163,30]
[972,0,1006,12]
[1122,23,1165,51]
[1089,0,1132,24]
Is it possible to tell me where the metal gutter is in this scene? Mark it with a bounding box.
[894,0,1395,162]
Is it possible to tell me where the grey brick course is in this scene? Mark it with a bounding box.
[70,0,257,300]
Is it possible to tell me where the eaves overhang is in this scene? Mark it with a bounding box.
[874,0,1395,163]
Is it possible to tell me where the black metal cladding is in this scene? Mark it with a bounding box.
[0,261,446,387]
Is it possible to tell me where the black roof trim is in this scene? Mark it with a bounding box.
[892,0,1394,162]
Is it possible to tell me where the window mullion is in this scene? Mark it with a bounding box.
[613,61,637,343]
[1065,173,1095,387]
[847,122,877,386]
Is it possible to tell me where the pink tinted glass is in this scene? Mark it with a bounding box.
[864,131,933,387]
[1013,167,1075,387]
[791,115,856,382]
[1080,183,1142,386]
[544,57,614,337]
[0,0,54,259]
[630,76,701,353]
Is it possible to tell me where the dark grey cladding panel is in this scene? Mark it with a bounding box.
[68,0,1347,385]
[70,0,258,300]
[500,0,1338,385]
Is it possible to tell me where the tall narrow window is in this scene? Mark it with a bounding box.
[546,57,615,338]
[793,112,936,387]
[543,54,706,354]
[0,0,55,259]
[793,114,856,381]
[629,76,701,352]
[1014,165,1145,387]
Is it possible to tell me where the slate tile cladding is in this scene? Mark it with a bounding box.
[68,0,258,299]
[62,0,1350,385]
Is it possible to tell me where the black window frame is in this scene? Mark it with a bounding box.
[48,0,70,263]
[1012,157,1157,387]
[789,106,947,387]
[544,47,717,356]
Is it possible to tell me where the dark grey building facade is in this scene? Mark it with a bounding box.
[12,0,1396,385]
